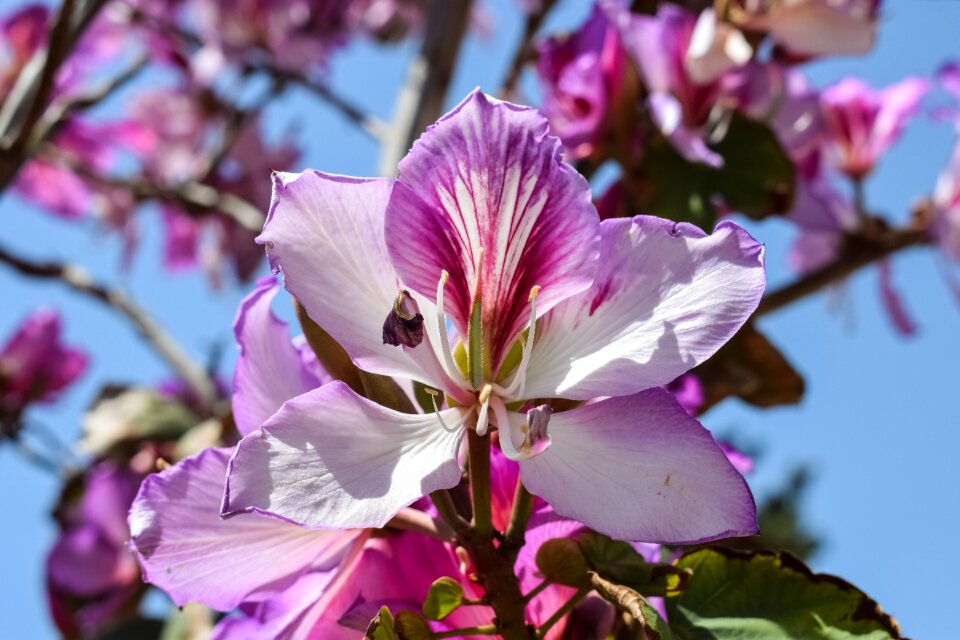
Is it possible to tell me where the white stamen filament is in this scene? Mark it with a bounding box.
[434,270,469,388]
[497,285,541,400]
[489,395,526,461]
[425,388,471,433]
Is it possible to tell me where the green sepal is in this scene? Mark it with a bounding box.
[363,606,398,640]
[535,538,591,587]
[394,610,431,640]
[422,577,464,621]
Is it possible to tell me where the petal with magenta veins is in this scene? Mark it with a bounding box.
[233,277,328,436]
[519,390,757,544]
[386,90,600,370]
[259,171,462,397]
[128,448,362,611]
[223,382,467,530]
[523,217,765,401]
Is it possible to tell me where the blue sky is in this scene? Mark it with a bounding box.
[0,0,957,636]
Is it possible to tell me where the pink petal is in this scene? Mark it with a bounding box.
[233,277,327,436]
[519,389,758,543]
[211,572,335,640]
[293,532,490,639]
[259,170,463,397]
[223,382,467,529]
[523,217,765,400]
[128,447,361,611]
[878,259,917,337]
[386,90,600,370]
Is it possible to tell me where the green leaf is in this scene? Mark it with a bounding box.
[591,572,674,640]
[639,113,795,230]
[579,531,691,597]
[535,538,590,587]
[363,606,398,640]
[394,610,431,640]
[667,548,903,639]
[422,577,464,621]
[693,323,805,412]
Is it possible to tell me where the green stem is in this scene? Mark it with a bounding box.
[536,585,591,639]
[432,624,499,638]
[468,428,493,541]
[522,579,551,604]
[504,481,535,552]
[430,490,469,536]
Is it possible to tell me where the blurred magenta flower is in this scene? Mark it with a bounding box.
[606,0,751,166]
[0,310,87,423]
[126,87,299,282]
[535,2,627,159]
[821,76,929,180]
[46,462,143,637]
[223,90,763,544]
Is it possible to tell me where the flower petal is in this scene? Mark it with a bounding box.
[259,170,458,394]
[523,217,765,400]
[519,390,757,543]
[233,277,328,436]
[128,447,361,611]
[386,90,600,368]
[765,3,876,58]
[210,572,335,640]
[223,382,467,529]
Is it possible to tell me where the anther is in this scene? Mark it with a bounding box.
[475,384,494,436]
[382,290,424,348]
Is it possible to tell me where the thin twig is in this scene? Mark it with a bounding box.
[123,3,386,142]
[430,489,471,536]
[40,147,266,234]
[0,0,79,149]
[499,0,559,99]
[756,227,930,318]
[504,481,535,550]
[31,53,149,147]
[248,61,388,141]
[0,244,217,408]
[536,584,591,639]
[378,0,475,176]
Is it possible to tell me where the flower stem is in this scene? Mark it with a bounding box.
[504,481,535,551]
[431,624,499,638]
[522,579,551,603]
[429,490,469,536]
[468,428,493,541]
[536,584,591,639]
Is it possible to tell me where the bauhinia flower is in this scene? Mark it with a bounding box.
[0,309,87,427]
[223,90,765,543]
[47,462,144,638]
[535,2,627,160]
[820,76,929,180]
[605,0,752,166]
